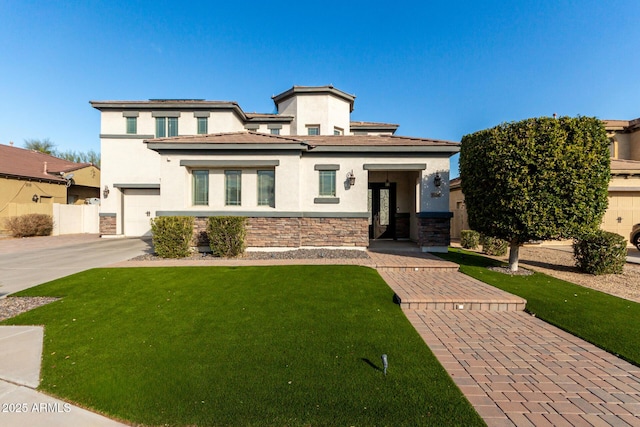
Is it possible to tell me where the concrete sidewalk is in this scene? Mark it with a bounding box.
[0,326,127,426]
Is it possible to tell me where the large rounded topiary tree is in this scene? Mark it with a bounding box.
[460,116,610,272]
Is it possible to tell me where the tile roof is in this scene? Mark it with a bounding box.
[350,121,399,128]
[145,132,304,145]
[303,134,459,147]
[0,144,92,182]
[144,132,459,147]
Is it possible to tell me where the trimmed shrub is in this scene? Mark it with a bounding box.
[460,230,480,249]
[5,214,54,237]
[207,216,247,258]
[150,216,195,258]
[480,234,508,256]
[573,230,626,275]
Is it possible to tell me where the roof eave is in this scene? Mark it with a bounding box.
[146,143,307,152]
[306,145,460,154]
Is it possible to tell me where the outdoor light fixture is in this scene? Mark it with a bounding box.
[434,172,442,188]
[347,170,356,186]
[103,185,110,198]
[385,171,390,187]
[381,354,388,376]
[32,194,39,203]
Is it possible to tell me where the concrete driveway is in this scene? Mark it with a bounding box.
[0,234,152,297]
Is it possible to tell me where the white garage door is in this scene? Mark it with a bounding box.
[123,188,161,237]
[602,191,640,242]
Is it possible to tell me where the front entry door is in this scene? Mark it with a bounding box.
[368,183,396,239]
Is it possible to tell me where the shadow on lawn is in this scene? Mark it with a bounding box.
[519,258,581,273]
[360,358,383,372]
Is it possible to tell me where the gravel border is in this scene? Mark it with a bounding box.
[130,248,371,261]
[0,297,59,322]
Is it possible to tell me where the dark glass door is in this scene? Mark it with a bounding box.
[368,183,396,239]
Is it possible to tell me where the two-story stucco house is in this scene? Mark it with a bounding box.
[91,85,458,252]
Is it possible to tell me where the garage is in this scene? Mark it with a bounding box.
[122,188,161,237]
[602,190,640,244]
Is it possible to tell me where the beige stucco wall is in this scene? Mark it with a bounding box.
[159,152,301,212]
[277,94,351,135]
[0,177,66,206]
[100,110,246,136]
[0,178,64,232]
[156,153,452,219]
[631,131,640,161]
[70,165,100,187]
[449,187,468,240]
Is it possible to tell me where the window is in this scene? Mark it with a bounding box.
[270,128,280,135]
[155,117,179,137]
[334,127,343,136]
[257,170,275,207]
[318,170,336,197]
[197,117,208,134]
[225,170,241,206]
[192,170,209,206]
[126,117,137,134]
[307,125,320,136]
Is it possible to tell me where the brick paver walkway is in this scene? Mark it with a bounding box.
[408,310,640,427]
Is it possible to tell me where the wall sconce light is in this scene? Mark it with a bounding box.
[434,172,442,188]
[32,194,39,203]
[103,185,110,199]
[347,170,356,186]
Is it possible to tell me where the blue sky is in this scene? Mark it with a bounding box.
[1,1,639,177]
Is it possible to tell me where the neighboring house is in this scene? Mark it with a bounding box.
[0,143,101,231]
[449,117,640,245]
[91,85,458,252]
[604,118,640,243]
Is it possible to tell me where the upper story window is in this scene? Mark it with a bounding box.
[192,170,209,206]
[126,117,137,134]
[257,170,275,207]
[156,117,178,138]
[197,117,208,135]
[225,170,242,206]
[333,127,343,136]
[270,128,280,135]
[307,125,320,136]
[123,112,139,135]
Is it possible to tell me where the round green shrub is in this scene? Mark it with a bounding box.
[207,216,247,258]
[573,230,626,275]
[460,230,480,249]
[150,216,195,258]
[480,234,508,256]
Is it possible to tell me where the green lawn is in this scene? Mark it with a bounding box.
[2,265,484,427]
[437,248,640,366]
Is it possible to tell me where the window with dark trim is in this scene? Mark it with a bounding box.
[257,170,275,207]
[192,170,209,206]
[225,170,242,206]
[156,117,178,137]
[126,117,137,134]
[318,170,336,197]
[197,117,208,134]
